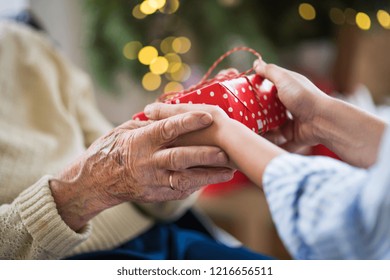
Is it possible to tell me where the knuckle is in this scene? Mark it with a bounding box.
[166,149,180,170]
[152,104,162,119]
[159,119,177,141]
[176,174,193,190]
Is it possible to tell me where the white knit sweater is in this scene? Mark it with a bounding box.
[0,21,194,259]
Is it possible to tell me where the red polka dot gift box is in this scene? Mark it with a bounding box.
[133,47,288,135]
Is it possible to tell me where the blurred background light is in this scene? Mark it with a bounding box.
[345,8,357,25]
[377,10,390,29]
[148,0,166,10]
[169,62,191,82]
[142,72,161,91]
[329,7,345,25]
[160,36,175,54]
[159,0,180,14]
[149,56,169,74]
[138,46,158,65]
[356,12,371,30]
[172,36,191,54]
[132,4,147,19]
[123,41,143,60]
[299,3,316,21]
[140,0,157,15]
[164,81,184,93]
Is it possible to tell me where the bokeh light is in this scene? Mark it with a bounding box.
[142,72,161,91]
[165,53,182,74]
[356,12,371,30]
[329,7,345,25]
[377,10,390,29]
[217,0,242,8]
[298,3,316,21]
[140,1,157,15]
[345,8,357,25]
[164,81,184,93]
[138,46,158,65]
[123,41,143,60]
[160,0,180,14]
[132,4,147,19]
[149,56,169,74]
[148,0,166,10]
[172,36,191,54]
[169,63,191,82]
[160,36,176,54]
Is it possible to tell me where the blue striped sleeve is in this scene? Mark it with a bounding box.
[263,126,390,259]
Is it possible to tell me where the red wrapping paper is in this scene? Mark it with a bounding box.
[133,74,287,135]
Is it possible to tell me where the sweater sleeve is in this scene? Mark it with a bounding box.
[0,176,91,259]
[263,126,390,259]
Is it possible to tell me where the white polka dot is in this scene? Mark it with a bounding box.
[197,89,201,95]
[258,111,261,116]
[234,97,238,103]
[274,102,278,106]
[188,101,193,104]
[263,120,267,125]
[263,95,268,100]
[244,101,247,106]
[175,99,180,104]
[250,99,254,104]
[228,107,233,112]
[268,105,271,109]
[223,93,228,99]
[239,111,243,116]
[235,89,239,95]
[252,128,256,132]
[249,85,253,91]
[275,115,279,120]
[255,84,260,89]
[245,116,248,121]
[263,109,268,115]
[252,113,255,118]
[281,112,285,117]
[242,88,246,93]
[210,91,215,97]
[270,118,273,123]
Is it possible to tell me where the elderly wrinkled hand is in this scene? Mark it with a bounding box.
[49,111,234,231]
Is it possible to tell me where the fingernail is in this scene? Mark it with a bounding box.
[144,104,153,116]
[200,113,212,125]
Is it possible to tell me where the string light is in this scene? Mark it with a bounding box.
[298,3,316,21]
